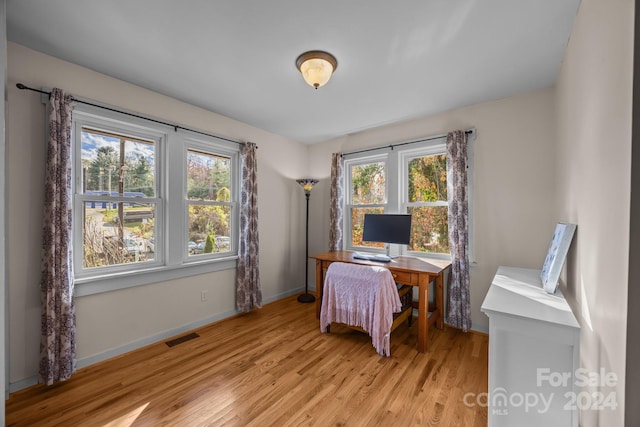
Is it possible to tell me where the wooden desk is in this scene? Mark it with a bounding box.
[311,250,451,352]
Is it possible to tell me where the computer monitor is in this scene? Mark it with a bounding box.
[362,213,412,246]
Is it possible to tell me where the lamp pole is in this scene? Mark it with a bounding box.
[297,191,314,303]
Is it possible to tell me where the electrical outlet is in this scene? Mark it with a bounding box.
[201,290,208,302]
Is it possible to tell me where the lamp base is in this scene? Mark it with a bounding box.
[297,293,316,303]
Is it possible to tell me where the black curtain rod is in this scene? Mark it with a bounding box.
[16,83,247,147]
[341,129,474,157]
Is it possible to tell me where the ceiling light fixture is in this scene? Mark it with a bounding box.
[295,50,338,89]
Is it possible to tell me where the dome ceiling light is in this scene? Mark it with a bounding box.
[295,50,338,89]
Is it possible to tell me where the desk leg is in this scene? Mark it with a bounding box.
[417,273,429,353]
[315,259,323,319]
[436,271,444,329]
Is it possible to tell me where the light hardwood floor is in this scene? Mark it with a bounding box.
[6,295,488,426]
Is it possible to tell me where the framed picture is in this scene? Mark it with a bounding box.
[540,223,577,294]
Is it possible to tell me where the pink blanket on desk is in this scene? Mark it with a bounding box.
[320,262,402,356]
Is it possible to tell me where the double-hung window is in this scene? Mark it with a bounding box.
[74,112,164,273]
[400,145,450,255]
[72,103,239,294]
[345,136,461,258]
[346,155,388,250]
[185,142,236,258]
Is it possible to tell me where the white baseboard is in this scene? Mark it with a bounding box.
[9,287,304,394]
[9,376,37,393]
[471,322,489,334]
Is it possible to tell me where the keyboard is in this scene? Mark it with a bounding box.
[353,252,392,263]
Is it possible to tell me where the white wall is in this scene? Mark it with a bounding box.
[6,43,308,388]
[308,87,557,332]
[555,0,634,425]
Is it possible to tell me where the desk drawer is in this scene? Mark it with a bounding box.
[390,270,415,285]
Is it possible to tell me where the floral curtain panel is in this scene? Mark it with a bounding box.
[445,130,471,331]
[236,142,262,312]
[40,88,76,385]
[329,153,344,251]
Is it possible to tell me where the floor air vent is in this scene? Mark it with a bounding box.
[165,332,200,347]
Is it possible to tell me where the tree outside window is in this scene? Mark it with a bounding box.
[345,143,452,256]
[186,150,232,255]
[80,128,156,268]
[349,161,386,248]
[407,154,449,254]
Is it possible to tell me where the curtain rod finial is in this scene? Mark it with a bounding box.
[16,83,26,90]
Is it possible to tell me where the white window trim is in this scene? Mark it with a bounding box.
[343,132,475,261]
[398,138,450,260]
[344,153,389,253]
[181,136,239,264]
[71,103,240,297]
[72,108,167,279]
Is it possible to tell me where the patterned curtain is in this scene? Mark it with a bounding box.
[445,130,471,331]
[236,142,262,312]
[329,153,344,251]
[40,88,75,385]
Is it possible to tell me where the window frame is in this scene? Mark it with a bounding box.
[344,153,389,249]
[72,108,166,278]
[182,137,239,262]
[343,134,473,260]
[71,104,240,296]
[399,141,450,258]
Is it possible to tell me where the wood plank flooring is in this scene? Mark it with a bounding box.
[6,295,488,426]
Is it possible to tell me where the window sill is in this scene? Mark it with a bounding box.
[405,251,451,260]
[74,256,238,297]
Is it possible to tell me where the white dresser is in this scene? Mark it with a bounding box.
[481,266,580,427]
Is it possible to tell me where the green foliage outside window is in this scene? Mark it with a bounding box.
[186,150,232,254]
[349,153,450,254]
[188,204,230,249]
[351,162,385,205]
[408,155,447,202]
[81,129,157,268]
[187,151,230,201]
[204,234,215,253]
[350,161,386,247]
[408,154,449,253]
[84,142,155,197]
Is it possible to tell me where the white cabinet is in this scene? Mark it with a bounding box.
[481,266,580,427]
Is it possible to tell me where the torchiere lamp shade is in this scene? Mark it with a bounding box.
[296,178,319,194]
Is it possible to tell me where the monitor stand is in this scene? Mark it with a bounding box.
[385,244,399,259]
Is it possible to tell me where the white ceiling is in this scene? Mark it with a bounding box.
[7,0,580,144]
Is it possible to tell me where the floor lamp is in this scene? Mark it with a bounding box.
[296,178,318,303]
